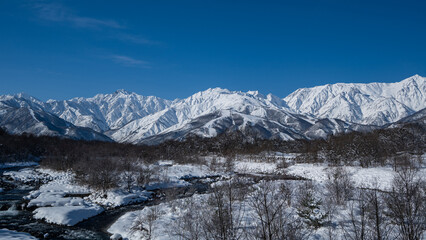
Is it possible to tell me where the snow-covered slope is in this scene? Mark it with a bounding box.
[388,107,426,128]
[109,88,375,144]
[138,110,377,145]
[108,88,302,142]
[0,75,424,144]
[45,89,171,132]
[284,74,426,126]
[0,95,111,141]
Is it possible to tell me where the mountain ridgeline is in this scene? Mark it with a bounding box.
[0,75,425,144]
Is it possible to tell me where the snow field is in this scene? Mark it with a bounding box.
[234,161,277,174]
[286,163,426,190]
[107,160,426,240]
[107,181,317,240]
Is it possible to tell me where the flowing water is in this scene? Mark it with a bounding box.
[0,166,211,239]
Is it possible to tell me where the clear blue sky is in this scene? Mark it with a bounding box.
[1,0,425,100]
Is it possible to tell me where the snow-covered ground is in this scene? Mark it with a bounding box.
[88,189,152,208]
[33,205,103,226]
[13,168,104,226]
[3,167,47,183]
[107,159,425,240]
[0,228,38,239]
[155,162,214,180]
[4,167,151,226]
[107,180,333,240]
[286,163,426,190]
[145,161,219,190]
[234,161,277,174]
[2,157,424,239]
[1,161,223,227]
[108,194,211,240]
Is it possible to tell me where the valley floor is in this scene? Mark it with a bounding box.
[1,154,425,240]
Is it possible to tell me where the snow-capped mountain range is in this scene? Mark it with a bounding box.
[284,74,425,126]
[1,75,425,144]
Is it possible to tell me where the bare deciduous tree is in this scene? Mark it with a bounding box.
[365,187,393,240]
[202,179,248,240]
[341,188,370,240]
[131,206,161,240]
[384,168,425,240]
[326,167,354,205]
[249,181,288,240]
[169,198,203,240]
[120,157,136,192]
[137,165,153,188]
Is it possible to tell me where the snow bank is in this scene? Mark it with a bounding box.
[89,189,152,208]
[108,211,141,239]
[146,163,215,190]
[22,168,105,226]
[3,168,47,183]
[34,205,103,226]
[0,229,37,240]
[25,170,90,208]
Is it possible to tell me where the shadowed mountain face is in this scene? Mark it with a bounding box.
[0,75,425,143]
[0,103,112,141]
[388,107,426,129]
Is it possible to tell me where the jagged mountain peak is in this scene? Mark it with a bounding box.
[15,92,37,100]
[0,92,41,103]
[188,87,231,98]
[46,91,172,131]
[246,90,265,98]
[114,89,132,95]
[0,93,45,111]
[174,88,290,116]
[0,74,424,144]
[402,74,422,82]
[284,74,425,125]
[108,87,305,143]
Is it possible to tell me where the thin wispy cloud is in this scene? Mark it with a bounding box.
[116,34,161,45]
[31,2,123,29]
[109,55,151,68]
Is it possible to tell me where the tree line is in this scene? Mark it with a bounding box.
[1,122,424,166]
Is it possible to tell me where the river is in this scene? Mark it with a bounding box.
[0,165,211,239]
